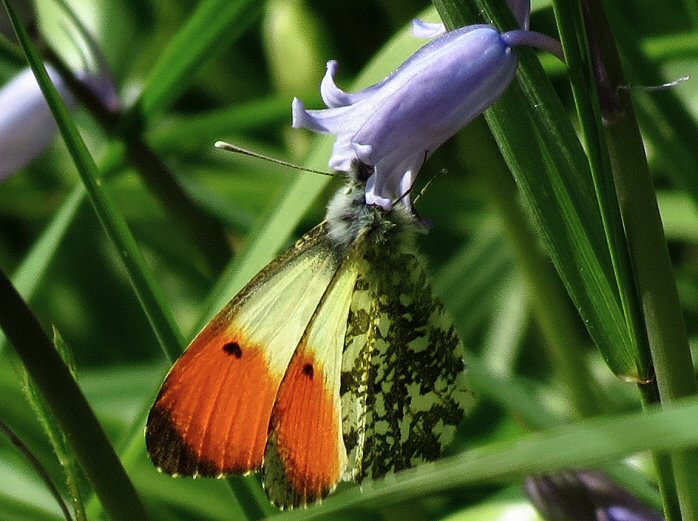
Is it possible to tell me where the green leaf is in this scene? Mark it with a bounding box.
[21,328,86,521]
[138,0,262,118]
[433,0,641,379]
[275,396,698,520]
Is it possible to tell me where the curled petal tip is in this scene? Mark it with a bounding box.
[321,60,352,108]
[353,143,373,164]
[291,97,311,129]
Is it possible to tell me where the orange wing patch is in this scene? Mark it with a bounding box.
[263,350,344,507]
[146,327,280,477]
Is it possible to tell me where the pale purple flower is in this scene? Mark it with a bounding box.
[292,3,562,210]
[0,65,118,180]
[524,470,665,521]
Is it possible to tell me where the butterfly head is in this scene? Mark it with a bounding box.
[325,177,423,255]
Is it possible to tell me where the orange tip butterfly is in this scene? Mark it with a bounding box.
[145,169,474,509]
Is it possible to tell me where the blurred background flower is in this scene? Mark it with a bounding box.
[525,470,665,521]
[0,64,118,180]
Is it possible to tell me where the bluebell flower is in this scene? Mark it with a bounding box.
[524,470,665,521]
[292,3,562,210]
[0,65,119,180]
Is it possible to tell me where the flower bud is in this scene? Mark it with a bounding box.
[0,65,118,180]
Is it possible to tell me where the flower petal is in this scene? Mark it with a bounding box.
[411,20,446,39]
[0,66,74,180]
[0,65,119,180]
[351,27,517,167]
[293,8,562,212]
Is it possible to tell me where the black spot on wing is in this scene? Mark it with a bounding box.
[302,363,314,378]
[222,341,242,358]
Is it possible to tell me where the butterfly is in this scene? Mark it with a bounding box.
[145,173,473,509]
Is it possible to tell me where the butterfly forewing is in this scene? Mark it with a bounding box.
[341,246,474,481]
[146,225,341,477]
[263,250,362,508]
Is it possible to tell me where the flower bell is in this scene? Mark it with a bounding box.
[292,1,562,210]
[0,64,118,180]
[524,470,665,521]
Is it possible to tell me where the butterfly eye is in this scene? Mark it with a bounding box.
[302,363,315,378]
[222,341,243,358]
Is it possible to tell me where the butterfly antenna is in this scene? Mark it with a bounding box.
[215,141,337,177]
[413,168,448,204]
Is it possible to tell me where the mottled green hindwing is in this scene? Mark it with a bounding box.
[340,240,474,482]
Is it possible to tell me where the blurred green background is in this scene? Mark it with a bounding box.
[1,0,698,519]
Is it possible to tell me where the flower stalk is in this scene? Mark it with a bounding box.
[579,2,698,520]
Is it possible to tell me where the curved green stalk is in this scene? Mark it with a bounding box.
[276,396,698,520]
[580,2,698,519]
[3,0,183,363]
[0,269,149,521]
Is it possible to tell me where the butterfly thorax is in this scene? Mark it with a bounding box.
[325,181,422,257]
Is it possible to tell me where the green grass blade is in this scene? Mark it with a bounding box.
[0,185,84,356]
[433,0,640,379]
[582,3,698,519]
[456,120,603,417]
[0,142,124,357]
[551,0,651,379]
[22,329,86,521]
[138,0,261,118]
[0,419,74,521]
[606,6,698,206]
[149,95,291,153]
[276,396,698,520]
[3,0,183,363]
[0,267,149,521]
